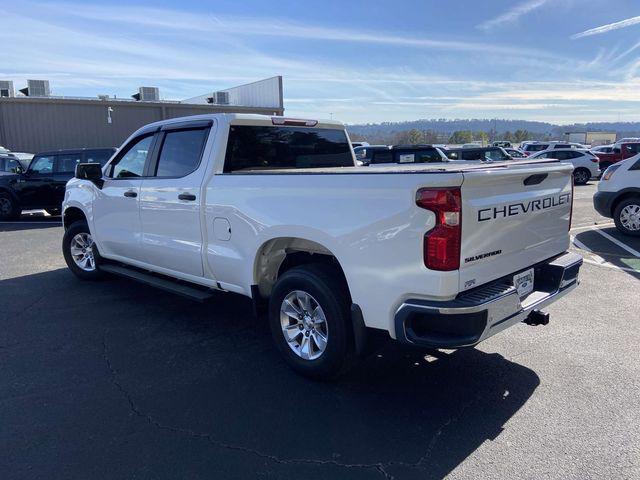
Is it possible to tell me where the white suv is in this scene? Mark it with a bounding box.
[529,148,600,185]
[593,155,640,236]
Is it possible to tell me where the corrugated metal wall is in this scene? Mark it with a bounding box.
[0,98,283,153]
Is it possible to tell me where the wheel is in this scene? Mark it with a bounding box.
[269,264,353,380]
[573,168,591,185]
[45,208,61,216]
[0,192,20,220]
[62,220,104,280]
[613,198,640,237]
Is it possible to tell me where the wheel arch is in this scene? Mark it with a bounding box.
[611,189,640,217]
[62,206,88,231]
[253,236,350,300]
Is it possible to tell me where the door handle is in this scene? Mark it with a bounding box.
[178,193,196,201]
[124,190,137,198]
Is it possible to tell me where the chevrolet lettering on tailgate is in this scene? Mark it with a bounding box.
[477,193,571,222]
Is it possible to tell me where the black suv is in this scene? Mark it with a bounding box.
[368,145,447,165]
[444,146,512,162]
[0,147,116,219]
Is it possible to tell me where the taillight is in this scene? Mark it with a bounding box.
[416,187,461,271]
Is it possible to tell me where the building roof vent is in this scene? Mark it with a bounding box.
[19,79,50,97]
[0,80,15,98]
[207,91,230,105]
[132,86,160,101]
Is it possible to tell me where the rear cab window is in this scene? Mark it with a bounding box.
[223,126,353,172]
[153,128,209,177]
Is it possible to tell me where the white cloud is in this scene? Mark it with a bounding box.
[571,16,640,39]
[477,0,551,31]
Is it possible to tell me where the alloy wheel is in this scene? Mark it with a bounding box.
[69,232,96,271]
[280,290,329,361]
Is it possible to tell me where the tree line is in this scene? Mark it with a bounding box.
[350,128,539,145]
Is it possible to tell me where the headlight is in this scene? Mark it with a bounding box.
[602,163,621,181]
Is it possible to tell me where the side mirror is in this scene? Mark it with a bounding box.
[75,163,104,189]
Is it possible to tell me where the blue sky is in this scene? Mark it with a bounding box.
[1,0,640,124]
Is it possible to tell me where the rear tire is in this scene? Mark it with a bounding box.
[613,197,640,237]
[62,220,104,280]
[573,168,591,185]
[268,264,353,380]
[0,192,20,220]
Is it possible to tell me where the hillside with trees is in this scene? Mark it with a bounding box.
[347,119,640,145]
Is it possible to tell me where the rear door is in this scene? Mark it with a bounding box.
[53,152,82,207]
[458,162,573,291]
[139,120,212,277]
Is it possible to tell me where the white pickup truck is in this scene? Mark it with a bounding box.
[62,114,582,379]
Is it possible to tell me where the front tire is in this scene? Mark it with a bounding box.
[62,221,104,280]
[0,192,20,220]
[573,168,591,185]
[269,264,353,380]
[614,198,640,237]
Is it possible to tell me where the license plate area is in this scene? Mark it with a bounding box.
[513,268,534,298]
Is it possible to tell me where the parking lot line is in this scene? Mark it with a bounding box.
[582,257,640,273]
[594,229,640,258]
[569,222,614,232]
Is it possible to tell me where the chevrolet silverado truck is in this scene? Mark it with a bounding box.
[62,114,582,379]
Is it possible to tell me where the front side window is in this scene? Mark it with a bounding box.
[224,126,353,172]
[155,128,208,177]
[110,135,154,179]
[55,153,82,173]
[624,144,640,155]
[29,155,54,174]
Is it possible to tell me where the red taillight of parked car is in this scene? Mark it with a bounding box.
[416,187,461,271]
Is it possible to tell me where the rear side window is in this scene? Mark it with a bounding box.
[155,128,208,177]
[624,144,640,155]
[461,150,483,160]
[110,134,154,179]
[370,151,393,164]
[85,149,114,166]
[55,153,82,173]
[526,144,548,152]
[224,126,353,172]
[394,148,443,163]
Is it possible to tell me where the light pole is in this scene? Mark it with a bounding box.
[107,107,113,124]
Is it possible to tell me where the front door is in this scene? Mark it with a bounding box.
[16,154,55,208]
[92,133,156,262]
[139,122,212,277]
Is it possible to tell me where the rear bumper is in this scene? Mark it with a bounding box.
[593,190,616,218]
[394,251,582,349]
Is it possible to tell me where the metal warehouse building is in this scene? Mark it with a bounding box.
[0,76,284,153]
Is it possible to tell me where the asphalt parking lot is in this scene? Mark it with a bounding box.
[1,182,639,480]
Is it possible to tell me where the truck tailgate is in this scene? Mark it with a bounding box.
[459,163,573,291]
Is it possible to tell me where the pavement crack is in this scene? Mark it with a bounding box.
[101,332,391,478]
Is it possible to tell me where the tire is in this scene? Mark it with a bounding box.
[62,220,104,280]
[0,192,21,220]
[269,264,353,380]
[613,197,640,237]
[45,208,61,216]
[573,168,591,185]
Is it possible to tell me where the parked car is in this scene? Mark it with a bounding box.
[444,146,512,162]
[521,141,583,156]
[594,142,640,171]
[504,148,527,159]
[61,114,582,379]
[353,145,389,165]
[0,154,22,173]
[591,144,615,154]
[528,149,599,185]
[368,145,448,165]
[0,147,116,219]
[593,155,640,236]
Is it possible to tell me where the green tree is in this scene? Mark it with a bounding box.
[448,130,474,144]
[514,129,530,142]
